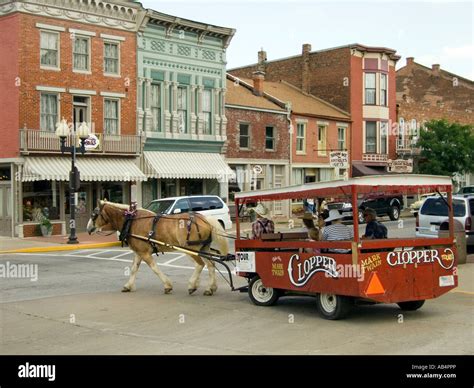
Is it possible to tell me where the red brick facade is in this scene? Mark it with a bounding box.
[0,12,137,158]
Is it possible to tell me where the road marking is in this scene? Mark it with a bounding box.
[452,290,474,295]
[163,254,187,265]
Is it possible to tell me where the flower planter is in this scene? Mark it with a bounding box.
[40,225,53,237]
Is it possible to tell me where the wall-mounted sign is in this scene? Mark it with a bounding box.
[252,165,263,175]
[387,158,413,173]
[329,151,349,168]
[83,134,101,151]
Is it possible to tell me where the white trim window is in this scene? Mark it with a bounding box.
[40,31,59,69]
[150,83,161,132]
[202,89,212,135]
[380,73,387,106]
[380,121,388,154]
[296,122,306,153]
[365,121,377,153]
[40,93,59,132]
[337,127,346,150]
[104,41,119,75]
[104,99,120,135]
[73,36,90,72]
[177,86,188,134]
[365,73,376,105]
[265,126,275,150]
[239,123,250,149]
[318,125,327,156]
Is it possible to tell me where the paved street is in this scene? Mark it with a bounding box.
[1,233,473,355]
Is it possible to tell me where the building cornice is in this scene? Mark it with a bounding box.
[0,0,145,32]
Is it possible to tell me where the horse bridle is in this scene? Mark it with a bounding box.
[91,206,110,227]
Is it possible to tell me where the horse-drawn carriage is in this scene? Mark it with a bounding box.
[88,174,458,320]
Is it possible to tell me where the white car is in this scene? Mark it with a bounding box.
[146,195,232,230]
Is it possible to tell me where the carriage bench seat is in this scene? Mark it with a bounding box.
[261,232,308,241]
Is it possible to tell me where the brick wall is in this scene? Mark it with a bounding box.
[23,222,62,237]
[18,13,137,136]
[225,107,289,160]
[230,46,351,112]
[0,13,20,158]
[397,63,474,126]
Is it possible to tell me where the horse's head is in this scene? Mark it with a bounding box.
[87,200,112,235]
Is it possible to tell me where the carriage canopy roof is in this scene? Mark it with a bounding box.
[234,174,452,202]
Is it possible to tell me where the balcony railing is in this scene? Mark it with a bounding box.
[362,153,388,162]
[396,138,421,155]
[20,130,141,155]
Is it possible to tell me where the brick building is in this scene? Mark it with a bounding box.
[396,58,474,186]
[225,73,290,216]
[230,44,400,176]
[0,0,146,236]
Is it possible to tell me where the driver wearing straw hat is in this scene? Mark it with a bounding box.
[321,209,353,253]
[251,203,275,239]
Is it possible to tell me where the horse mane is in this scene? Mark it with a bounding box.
[101,201,156,216]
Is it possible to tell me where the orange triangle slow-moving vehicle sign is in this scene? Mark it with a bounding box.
[365,272,385,295]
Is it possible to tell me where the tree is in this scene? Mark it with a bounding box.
[416,119,474,177]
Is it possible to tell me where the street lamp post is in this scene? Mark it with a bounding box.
[55,119,90,244]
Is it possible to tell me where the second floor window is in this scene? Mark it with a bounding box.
[73,37,90,71]
[40,93,58,132]
[380,121,388,154]
[177,87,188,133]
[365,121,377,153]
[239,123,250,149]
[365,73,376,105]
[338,127,346,150]
[318,125,327,155]
[40,31,59,68]
[296,122,306,153]
[380,73,387,106]
[150,84,161,132]
[202,89,212,135]
[104,42,119,75]
[104,99,119,135]
[265,126,275,150]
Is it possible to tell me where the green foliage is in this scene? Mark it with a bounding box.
[416,119,474,177]
[40,217,52,231]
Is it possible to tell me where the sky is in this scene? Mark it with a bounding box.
[140,0,474,80]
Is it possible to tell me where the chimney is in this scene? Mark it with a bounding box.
[302,43,311,94]
[406,57,414,66]
[257,48,267,72]
[432,64,440,77]
[252,71,265,96]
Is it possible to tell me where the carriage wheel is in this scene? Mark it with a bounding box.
[316,293,353,320]
[248,276,280,306]
[397,300,425,311]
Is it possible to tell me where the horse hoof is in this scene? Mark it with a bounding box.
[203,290,213,296]
[188,288,197,295]
[121,287,131,292]
[164,288,173,294]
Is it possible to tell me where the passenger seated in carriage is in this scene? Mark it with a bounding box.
[321,209,353,254]
[251,204,275,239]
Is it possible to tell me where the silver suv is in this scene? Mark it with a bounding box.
[416,194,474,246]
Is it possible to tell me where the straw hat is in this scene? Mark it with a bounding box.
[254,203,269,217]
[325,209,345,223]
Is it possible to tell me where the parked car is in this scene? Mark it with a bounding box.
[457,186,474,195]
[327,193,404,223]
[416,194,474,246]
[145,195,232,230]
[409,192,447,217]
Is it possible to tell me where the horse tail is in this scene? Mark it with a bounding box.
[205,217,229,256]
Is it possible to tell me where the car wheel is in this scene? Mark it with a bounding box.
[248,276,280,306]
[397,300,425,311]
[388,205,400,221]
[316,293,353,320]
[358,210,365,224]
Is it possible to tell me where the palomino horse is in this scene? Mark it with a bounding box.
[86,201,229,295]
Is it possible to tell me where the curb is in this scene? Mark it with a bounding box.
[0,241,121,254]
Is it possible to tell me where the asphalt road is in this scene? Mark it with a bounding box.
[1,230,473,355]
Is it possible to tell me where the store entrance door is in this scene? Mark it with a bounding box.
[0,182,12,236]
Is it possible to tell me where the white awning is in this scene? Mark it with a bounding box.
[143,151,235,180]
[22,157,146,182]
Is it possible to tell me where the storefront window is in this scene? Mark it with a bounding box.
[161,179,177,198]
[23,181,60,221]
[101,183,123,203]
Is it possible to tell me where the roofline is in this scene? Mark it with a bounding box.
[225,104,287,115]
[229,43,399,72]
[291,112,352,122]
[397,61,474,85]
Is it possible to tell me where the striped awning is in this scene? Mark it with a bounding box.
[22,157,147,182]
[143,151,234,180]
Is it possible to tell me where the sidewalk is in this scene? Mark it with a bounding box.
[0,232,120,254]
